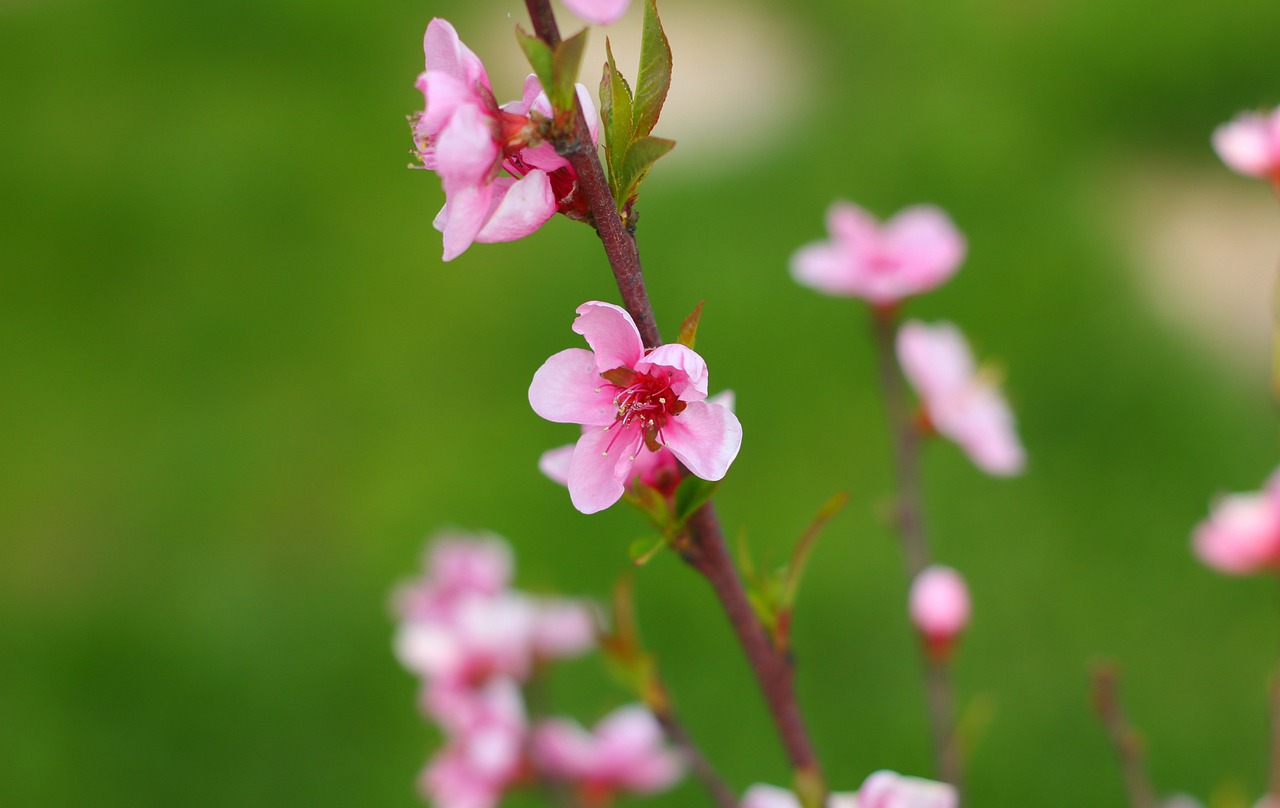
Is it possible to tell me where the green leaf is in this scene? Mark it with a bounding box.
[618,135,675,207]
[632,0,672,138]
[622,480,675,534]
[674,475,719,522]
[600,39,634,196]
[628,535,667,566]
[550,28,589,112]
[781,492,849,607]
[515,27,554,98]
[676,300,704,349]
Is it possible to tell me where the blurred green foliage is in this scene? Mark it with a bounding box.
[3,0,1280,805]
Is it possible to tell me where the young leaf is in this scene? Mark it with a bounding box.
[781,492,849,607]
[550,28,589,112]
[677,300,704,349]
[515,27,554,97]
[600,39,635,195]
[629,535,668,566]
[632,0,672,139]
[622,480,675,534]
[618,135,675,207]
[674,475,719,522]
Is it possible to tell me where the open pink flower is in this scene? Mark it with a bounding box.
[413,20,599,261]
[857,770,957,808]
[529,301,743,514]
[1193,470,1280,575]
[1212,106,1280,183]
[563,0,631,26]
[532,705,682,798]
[909,565,970,661]
[896,320,1024,476]
[791,202,965,306]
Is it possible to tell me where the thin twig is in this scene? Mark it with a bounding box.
[650,683,740,808]
[869,305,963,798]
[1090,663,1157,808]
[521,0,824,800]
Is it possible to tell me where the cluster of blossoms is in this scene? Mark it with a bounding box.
[790,201,1025,478]
[393,532,682,807]
[412,19,599,261]
[1212,104,1280,186]
[742,770,956,808]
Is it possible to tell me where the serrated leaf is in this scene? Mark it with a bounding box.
[677,300,704,349]
[674,475,719,522]
[600,39,634,197]
[632,0,672,139]
[618,135,675,208]
[515,27,554,98]
[629,535,667,566]
[550,28,589,112]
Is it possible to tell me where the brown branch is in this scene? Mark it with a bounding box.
[522,0,824,800]
[1090,663,1157,808]
[649,683,740,808]
[870,305,963,798]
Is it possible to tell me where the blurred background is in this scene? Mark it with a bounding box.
[4,0,1280,804]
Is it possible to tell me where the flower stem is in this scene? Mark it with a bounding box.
[522,1,824,799]
[869,305,963,798]
[1090,663,1157,808]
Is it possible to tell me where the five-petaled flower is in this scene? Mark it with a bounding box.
[529,301,742,514]
[1212,106,1280,185]
[896,320,1025,477]
[791,202,966,306]
[413,19,598,261]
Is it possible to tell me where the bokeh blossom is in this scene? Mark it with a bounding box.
[1193,469,1280,575]
[563,0,631,26]
[896,320,1024,476]
[742,770,955,808]
[412,19,598,261]
[909,565,971,661]
[528,301,742,513]
[1212,106,1280,183]
[533,705,683,801]
[791,202,966,306]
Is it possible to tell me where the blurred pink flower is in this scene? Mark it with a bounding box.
[420,679,529,808]
[909,565,971,660]
[1212,106,1280,182]
[857,770,957,808]
[791,202,965,306]
[896,320,1024,477]
[1193,471,1280,575]
[528,301,742,513]
[563,0,631,26]
[538,391,735,497]
[741,783,857,808]
[533,705,682,799]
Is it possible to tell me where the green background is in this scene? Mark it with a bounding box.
[3,0,1280,805]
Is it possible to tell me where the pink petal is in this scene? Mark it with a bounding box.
[896,321,974,400]
[474,171,557,244]
[1194,491,1280,575]
[941,384,1025,476]
[567,427,642,513]
[826,200,880,247]
[538,444,575,486]
[562,0,631,26]
[531,599,596,659]
[742,785,802,808]
[858,770,957,808]
[417,71,476,139]
[424,18,490,90]
[572,301,645,372]
[882,205,966,289]
[533,719,596,776]
[635,343,709,401]
[427,533,513,596]
[1212,111,1280,177]
[529,348,618,426]
[790,241,860,296]
[437,104,499,188]
[661,400,742,481]
[909,566,971,640]
[436,181,495,262]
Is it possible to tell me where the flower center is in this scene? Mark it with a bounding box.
[598,367,687,456]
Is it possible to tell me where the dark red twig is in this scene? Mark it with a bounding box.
[1090,663,1157,808]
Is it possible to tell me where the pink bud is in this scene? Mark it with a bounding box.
[1212,106,1280,183]
[1193,473,1280,575]
[909,566,970,660]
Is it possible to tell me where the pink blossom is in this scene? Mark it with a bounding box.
[791,202,965,306]
[413,20,600,261]
[741,784,858,808]
[1193,470,1280,575]
[563,0,631,26]
[539,391,735,498]
[857,770,957,808]
[528,301,743,514]
[1212,106,1280,182]
[896,320,1024,476]
[533,705,682,798]
[419,679,529,808]
[909,565,971,661]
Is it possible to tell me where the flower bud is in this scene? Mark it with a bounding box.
[909,566,971,662]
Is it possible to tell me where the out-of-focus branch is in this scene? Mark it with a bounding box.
[1090,663,1157,808]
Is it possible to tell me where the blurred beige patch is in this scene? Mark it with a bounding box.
[477,0,812,176]
[1123,167,1280,374]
